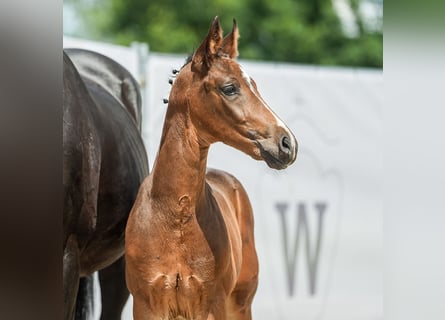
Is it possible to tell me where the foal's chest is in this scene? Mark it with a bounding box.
[139,212,232,317]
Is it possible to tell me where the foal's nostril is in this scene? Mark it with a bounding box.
[280,135,291,152]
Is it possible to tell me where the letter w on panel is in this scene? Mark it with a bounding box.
[276,202,327,297]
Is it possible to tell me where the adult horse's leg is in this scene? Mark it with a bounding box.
[75,275,95,320]
[99,256,129,320]
[64,234,81,320]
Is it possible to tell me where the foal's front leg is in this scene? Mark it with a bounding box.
[206,293,229,320]
[132,295,156,320]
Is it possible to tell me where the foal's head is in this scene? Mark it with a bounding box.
[169,17,297,170]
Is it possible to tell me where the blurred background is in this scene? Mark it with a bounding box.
[64,0,382,68]
[63,1,382,320]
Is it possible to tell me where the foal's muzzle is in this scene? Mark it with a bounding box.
[257,132,298,170]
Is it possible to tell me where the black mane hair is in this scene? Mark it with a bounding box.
[182,54,193,68]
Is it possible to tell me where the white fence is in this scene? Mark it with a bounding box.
[64,36,382,320]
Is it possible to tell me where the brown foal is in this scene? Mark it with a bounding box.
[125,17,298,320]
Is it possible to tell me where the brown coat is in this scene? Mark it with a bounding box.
[125,17,297,320]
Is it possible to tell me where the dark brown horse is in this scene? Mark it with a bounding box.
[125,17,297,319]
[63,49,149,319]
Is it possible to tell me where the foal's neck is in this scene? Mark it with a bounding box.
[150,103,209,211]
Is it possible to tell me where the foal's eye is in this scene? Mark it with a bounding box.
[221,84,238,96]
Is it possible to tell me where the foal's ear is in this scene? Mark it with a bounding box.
[220,19,239,59]
[191,16,223,74]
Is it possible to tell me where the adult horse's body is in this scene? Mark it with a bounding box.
[125,17,297,320]
[63,49,149,319]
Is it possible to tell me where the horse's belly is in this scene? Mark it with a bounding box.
[79,238,124,276]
